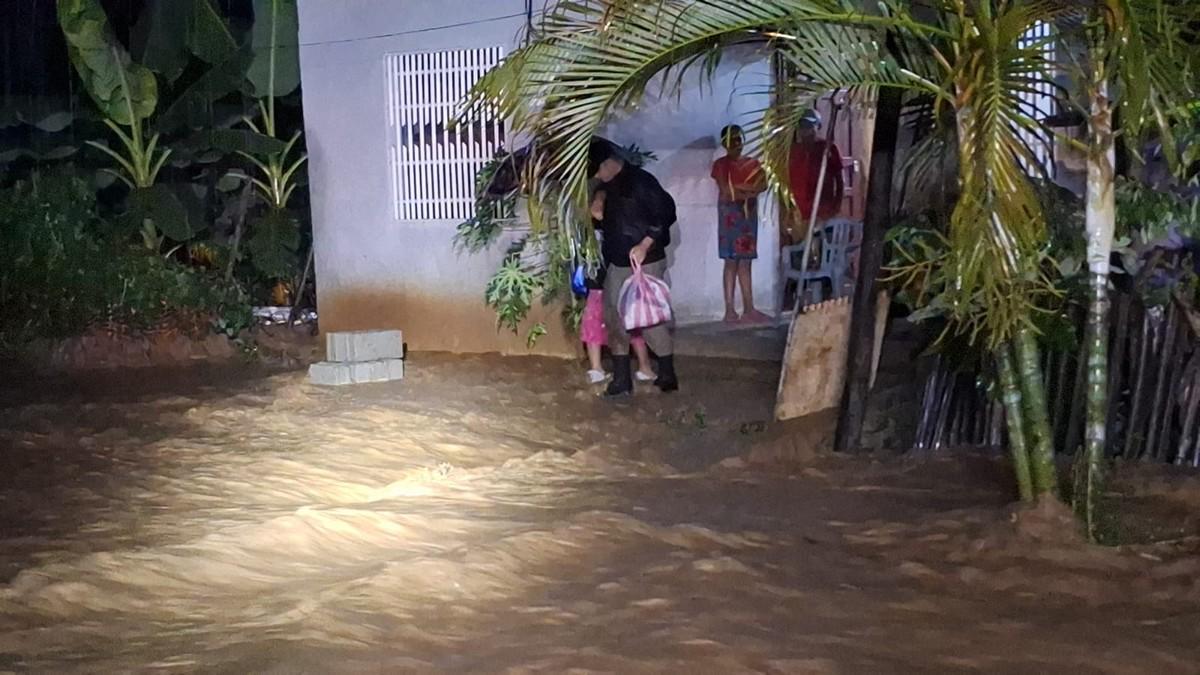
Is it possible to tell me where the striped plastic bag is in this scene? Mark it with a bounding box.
[618,259,673,331]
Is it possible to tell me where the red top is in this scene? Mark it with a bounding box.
[788,140,844,221]
[711,155,763,204]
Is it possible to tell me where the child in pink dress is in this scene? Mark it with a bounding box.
[580,278,655,385]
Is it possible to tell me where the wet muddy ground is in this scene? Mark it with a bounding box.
[1,353,1198,673]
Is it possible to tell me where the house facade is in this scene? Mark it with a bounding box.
[296,0,859,356]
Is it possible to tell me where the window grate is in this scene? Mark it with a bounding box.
[385,46,506,221]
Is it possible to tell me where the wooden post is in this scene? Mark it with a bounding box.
[833,87,903,452]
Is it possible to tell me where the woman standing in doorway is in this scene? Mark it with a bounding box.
[711,125,769,323]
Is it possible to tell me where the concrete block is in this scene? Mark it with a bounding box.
[309,361,351,386]
[325,330,404,363]
[309,358,405,386]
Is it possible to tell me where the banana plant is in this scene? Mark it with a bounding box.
[87,115,172,190]
[234,101,307,210]
[57,0,241,245]
[236,0,305,212]
[228,104,306,282]
[57,0,164,189]
[227,0,307,280]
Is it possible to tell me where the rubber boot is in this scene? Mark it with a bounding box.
[603,354,633,398]
[655,354,679,393]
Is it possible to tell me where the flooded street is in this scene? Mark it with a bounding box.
[1,354,1199,673]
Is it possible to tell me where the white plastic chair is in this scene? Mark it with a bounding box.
[817,217,862,297]
[780,218,862,308]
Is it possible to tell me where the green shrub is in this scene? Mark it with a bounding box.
[0,170,252,348]
[102,251,254,337]
[0,172,107,342]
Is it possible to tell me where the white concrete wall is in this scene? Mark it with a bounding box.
[599,47,780,323]
[297,0,779,355]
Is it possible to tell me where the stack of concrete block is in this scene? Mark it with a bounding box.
[308,330,405,385]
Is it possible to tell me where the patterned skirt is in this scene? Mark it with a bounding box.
[718,199,759,260]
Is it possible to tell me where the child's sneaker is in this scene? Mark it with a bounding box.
[586,369,609,385]
[635,370,656,382]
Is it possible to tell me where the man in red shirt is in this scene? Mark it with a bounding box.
[788,109,844,236]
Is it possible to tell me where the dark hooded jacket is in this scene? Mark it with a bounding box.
[596,165,676,268]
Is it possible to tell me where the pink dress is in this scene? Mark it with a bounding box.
[580,290,644,348]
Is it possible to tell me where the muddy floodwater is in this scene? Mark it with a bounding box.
[1,354,1199,673]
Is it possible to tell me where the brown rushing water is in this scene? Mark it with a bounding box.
[1,354,1198,673]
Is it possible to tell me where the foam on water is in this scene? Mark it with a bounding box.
[1,357,1197,672]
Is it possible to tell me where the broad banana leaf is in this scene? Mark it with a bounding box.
[216,172,247,192]
[25,111,75,133]
[57,0,158,125]
[157,47,256,132]
[172,182,211,237]
[246,209,300,279]
[0,145,80,164]
[247,0,300,98]
[183,128,290,156]
[126,184,194,241]
[0,101,74,132]
[132,0,238,82]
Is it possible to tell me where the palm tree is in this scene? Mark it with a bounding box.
[1065,0,1198,538]
[465,0,1076,502]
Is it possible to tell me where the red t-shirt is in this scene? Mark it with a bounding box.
[788,140,843,220]
[711,155,763,204]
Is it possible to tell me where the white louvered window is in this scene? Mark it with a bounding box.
[1017,21,1057,179]
[385,47,506,221]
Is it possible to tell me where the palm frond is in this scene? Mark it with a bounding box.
[897,117,958,215]
[462,0,1074,349]
[756,16,925,208]
[937,0,1065,345]
[464,0,909,230]
[1100,0,1200,169]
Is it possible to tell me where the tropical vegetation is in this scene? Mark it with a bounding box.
[0,170,252,349]
[0,0,311,350]
[462,0,1199,535]
[457,143,656,346]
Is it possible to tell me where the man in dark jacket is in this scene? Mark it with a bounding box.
[588,139,679,396]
